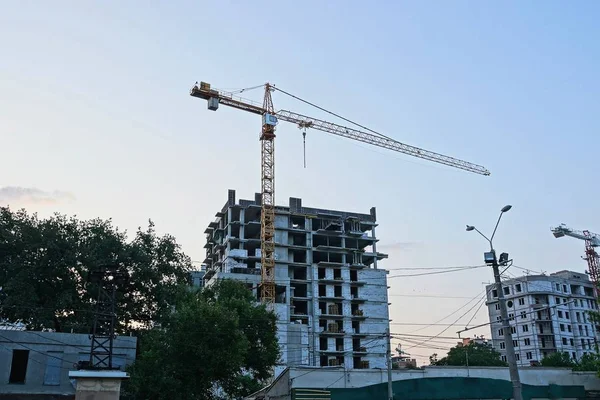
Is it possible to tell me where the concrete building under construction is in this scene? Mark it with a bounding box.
[202,190,390,370]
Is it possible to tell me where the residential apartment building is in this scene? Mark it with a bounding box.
[486,270,599,366]
[202,190,390,370]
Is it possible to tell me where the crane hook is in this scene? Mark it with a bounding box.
[302,130,307,168]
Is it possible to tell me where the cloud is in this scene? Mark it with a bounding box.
[0,186,75,206]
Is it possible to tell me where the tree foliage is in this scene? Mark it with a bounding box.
[0,207,192,333]
[125,280,279,400]
[430,342,508,367]
[541,351,575,368]
[541,351,600,372]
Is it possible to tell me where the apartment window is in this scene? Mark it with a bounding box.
[509,313,515,321]
[501,355,507,362]
[576,312,581,322]
[522,325,529,333]
[499,329,504,336]
[560,324,565,332]
[558,311,563,318]
[513,340,519,347]
[495,303,501,310]
[43,353,63,386]
[582,339,587,349]
[516,284,522,292]
[526,352,533,360]
[518,298,525,306]
[565,312,570,319]
[579,325,584,335]
[515,353,520,361]
[492,289,498,298]
[572,352,577,359]
[568,325,572,332]
[563,298,568,304]
[511,327,516,334]
[504,287,510,295]
[563,284,568,293]
[570,338,574,346]
[521,311,527,319]
[524,338,531,346]
[562,338,568,345]
[555,296,561,304]
[588,339,592,349]
[9,350,29,384]
[585,325,589,336]
[496,316,501,321]
[556,283,561,291]
[500,342,506,349]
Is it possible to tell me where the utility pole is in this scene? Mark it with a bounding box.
[492,255,523,400]
[466,205,523,400]
[387,328,393,400]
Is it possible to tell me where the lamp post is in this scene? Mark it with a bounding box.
[466,205,523,400]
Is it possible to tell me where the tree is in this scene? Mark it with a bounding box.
[541,352,575,368]
[430,342,508,367]
[574,353,600,372]
[0,207,192,333]
[125,280,279,400]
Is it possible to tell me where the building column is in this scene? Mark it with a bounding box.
[372,226,378,269]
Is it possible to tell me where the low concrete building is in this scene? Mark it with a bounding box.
[248,366,600,400]
[0,330,136,399]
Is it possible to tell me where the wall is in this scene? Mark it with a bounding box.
[0,331,136,398]
[279,366,600,400]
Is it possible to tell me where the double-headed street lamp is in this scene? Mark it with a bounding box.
[467,205,523,400]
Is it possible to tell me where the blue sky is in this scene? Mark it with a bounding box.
[2,1,599,363]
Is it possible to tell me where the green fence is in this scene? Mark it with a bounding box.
[293,377,586,400]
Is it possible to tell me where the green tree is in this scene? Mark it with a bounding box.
[125,280,279,400]
[0,207,191,333]
[430,342,508,367]
[574,353,600,371]
[541,352,575,368]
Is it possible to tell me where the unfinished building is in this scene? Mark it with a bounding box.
[202,190,389,370]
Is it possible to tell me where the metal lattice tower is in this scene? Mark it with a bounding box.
[260,84,276,304]
[87,265,128,369]
[584,230,600,295]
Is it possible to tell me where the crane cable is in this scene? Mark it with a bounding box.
[274,86,396,142]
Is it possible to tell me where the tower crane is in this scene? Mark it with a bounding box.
[551,224,600,293]
[190,81,490,304]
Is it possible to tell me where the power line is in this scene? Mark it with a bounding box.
[408,290,485,333]
[405,293,489,350]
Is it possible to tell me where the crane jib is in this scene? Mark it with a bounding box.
[189,83,490,176]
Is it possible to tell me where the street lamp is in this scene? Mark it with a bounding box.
[467,205,523,400]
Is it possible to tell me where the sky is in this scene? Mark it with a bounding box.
[1,1,599,365]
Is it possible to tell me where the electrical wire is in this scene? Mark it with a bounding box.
[408,290,486,333]
[405,294,489,350]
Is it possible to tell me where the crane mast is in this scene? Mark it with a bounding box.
[191,81,490,305]
[552,224,600,295]
[260,84,277,304]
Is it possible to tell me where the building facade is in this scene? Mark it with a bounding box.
[486,270,599,366]
[0,330,136,399]
[202,190,390,370]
